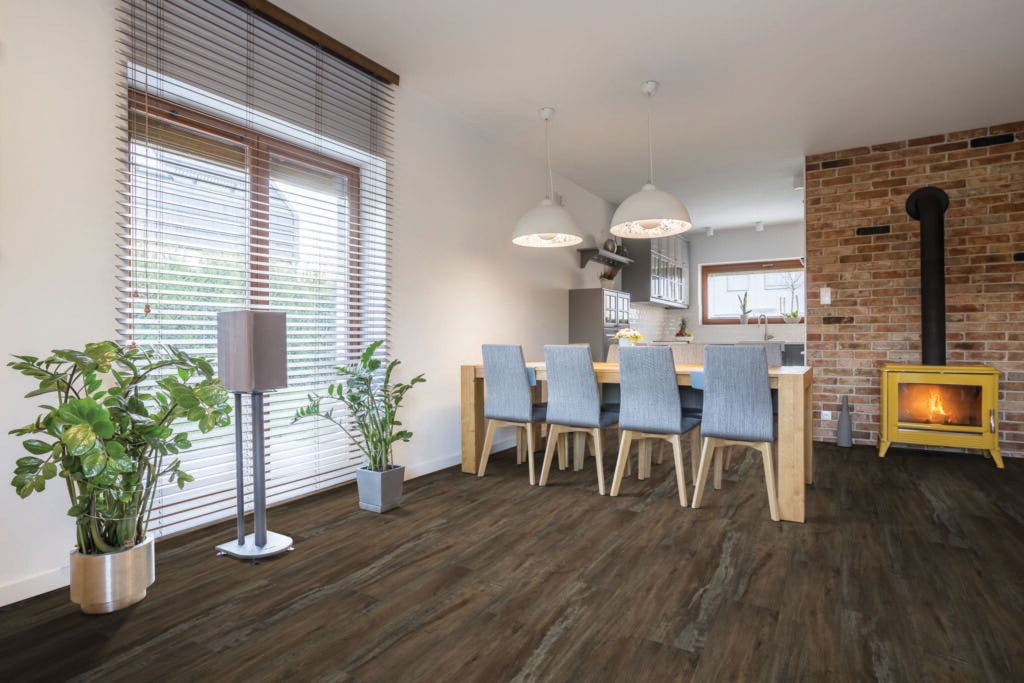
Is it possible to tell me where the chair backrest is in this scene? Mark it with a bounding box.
[702,345,774,442]
[619,346,683,433]
[544,345,601,428]
[482,345,533,422]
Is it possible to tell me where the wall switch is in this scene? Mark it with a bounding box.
[822,410,833,421]
[820,286,832,305]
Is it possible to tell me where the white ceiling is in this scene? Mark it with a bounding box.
[278,0,1024,230]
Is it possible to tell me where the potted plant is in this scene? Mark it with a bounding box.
[738,291,752,324]
[779,293,803,323]
[293,341,425,513]
[674,316,693,340]
[8,341,231,613]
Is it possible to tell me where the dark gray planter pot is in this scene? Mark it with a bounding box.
[356,465,405,513]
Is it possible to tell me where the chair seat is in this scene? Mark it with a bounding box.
[529,403,547,423]
[701,419,777,442]
[631,413,701,436]
[551,408,617,429]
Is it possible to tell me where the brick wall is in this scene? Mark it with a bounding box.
[805,121,1024,459]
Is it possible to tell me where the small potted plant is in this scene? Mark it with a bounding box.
[737,291,752,324]
[779,294,803,323]
[8,341,231,613]
[293,341,425,513]
[613,328,643,347]
[674,317,693,340]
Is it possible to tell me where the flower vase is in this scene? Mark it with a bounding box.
[740,314,749,325]
[619,338,634,347]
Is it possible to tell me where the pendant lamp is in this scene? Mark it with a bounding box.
[610,80,692,238]
[512,107,583,248]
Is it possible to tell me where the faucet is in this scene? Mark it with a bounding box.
[758,313,774,340]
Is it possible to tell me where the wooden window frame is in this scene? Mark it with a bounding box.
[700,258,805,325]
[127,89,362,316]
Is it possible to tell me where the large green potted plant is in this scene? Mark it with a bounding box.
[8,341,231,613]
[293,340,425,513]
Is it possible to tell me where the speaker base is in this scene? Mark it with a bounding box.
[216,531,293,560]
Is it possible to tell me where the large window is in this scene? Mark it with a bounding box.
[701,259,805,324]
[119,0,394,536]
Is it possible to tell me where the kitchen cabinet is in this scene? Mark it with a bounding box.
[621,235,689,308]
[569,288,630,361]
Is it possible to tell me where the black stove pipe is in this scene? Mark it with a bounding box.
[905,186,950,366]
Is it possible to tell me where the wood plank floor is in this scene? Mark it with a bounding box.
[2,443,1023,682]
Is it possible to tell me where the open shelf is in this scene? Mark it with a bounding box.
[577,248,634,269]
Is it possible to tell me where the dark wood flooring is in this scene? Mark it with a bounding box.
[2,443,1023,682]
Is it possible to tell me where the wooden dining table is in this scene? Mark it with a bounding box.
[460,361,815,523]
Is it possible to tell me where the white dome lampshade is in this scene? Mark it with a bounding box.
[610,183,692,238]
[513,198,582,247]
[513,107,582,248]
[610,80,691,239]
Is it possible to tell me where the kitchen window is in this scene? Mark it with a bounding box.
[700,259,805,324]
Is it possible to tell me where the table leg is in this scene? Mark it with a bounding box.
[804,383,814,485]
[776,372,808,522]
[461,366,485,474]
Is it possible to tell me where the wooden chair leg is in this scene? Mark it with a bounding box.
[539,425,560,486]
[610,430,633,496]
[656,440,665,465]
[477,420,498,478]
[637,440,650,480]
[558,432,569,471]
[760,441,779,521]
[592,428,606,495]
[526,424,537,485]
[713,445,724,490]
[689,427,701,484]
[573,432,586,471]
[516,430,525,464]
[671,434,688,507]
[692,437,715,509]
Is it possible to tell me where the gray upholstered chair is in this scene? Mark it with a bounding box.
[539,345,618,495]
[477,345,546,485]
[691,345,780,520]
[610,347,701,506]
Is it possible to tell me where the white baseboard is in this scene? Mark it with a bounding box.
[0,565,70,608]
[402,435,517,479]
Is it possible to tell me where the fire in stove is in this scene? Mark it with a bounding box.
[897,383,982,428]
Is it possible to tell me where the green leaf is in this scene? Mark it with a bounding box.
[22,439,52,455]
[84,341,119,372]
[32,476,45,492]
[16,456,42,469]
[178,367,190,381]
[53,349,97,371]
[81,451,108,479]
[62,423,99,455]
[105,440,126,460]
[42,462,58,479]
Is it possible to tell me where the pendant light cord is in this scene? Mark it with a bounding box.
[545,116,554,200]
[647,91,655,185]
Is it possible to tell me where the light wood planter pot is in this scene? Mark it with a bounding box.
[69,536,155,614]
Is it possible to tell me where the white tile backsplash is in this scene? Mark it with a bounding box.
[630,303,688,342]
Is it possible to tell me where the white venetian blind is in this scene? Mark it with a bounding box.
[116,0,395,536]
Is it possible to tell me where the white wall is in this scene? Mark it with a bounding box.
[0,0,120,604]
[685,222,807,344]
[0,0,614,604]
[389,85,613,477]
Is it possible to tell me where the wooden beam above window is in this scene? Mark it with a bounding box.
[235,0,400,85]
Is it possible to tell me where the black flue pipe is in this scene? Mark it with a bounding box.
[905,186,950,366]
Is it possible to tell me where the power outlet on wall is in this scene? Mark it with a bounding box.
[822,410,833,421]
